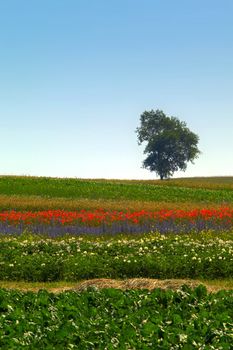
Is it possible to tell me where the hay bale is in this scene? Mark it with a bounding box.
[73,278,202,292]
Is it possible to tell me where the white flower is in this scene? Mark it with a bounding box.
[179,334,187,342]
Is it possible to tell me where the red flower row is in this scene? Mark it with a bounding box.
[0,208,233,226]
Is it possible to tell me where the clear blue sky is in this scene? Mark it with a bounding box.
[1,0,233,179]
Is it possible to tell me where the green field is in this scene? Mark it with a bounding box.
[0,233,232,282]
[0,175,233,348]
[0,286,232,349]
[0,175,233,212]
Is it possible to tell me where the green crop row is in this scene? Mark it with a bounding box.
[0,176,233,204]
[0,233,232,281]
[0,286,232,349]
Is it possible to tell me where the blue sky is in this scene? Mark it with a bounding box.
[1,0,233,179]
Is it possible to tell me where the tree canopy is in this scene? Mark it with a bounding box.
[136,109,200,180]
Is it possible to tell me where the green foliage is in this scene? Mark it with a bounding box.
[136,110,200,179]
[0,176,232,348]
[0,287,232,349]
[1,176,233,205]
[0,233,232,281]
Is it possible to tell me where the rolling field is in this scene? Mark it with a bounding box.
[0,176,233,349]
[0,175,233,212]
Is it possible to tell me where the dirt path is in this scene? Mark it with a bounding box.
[1,278,232,293]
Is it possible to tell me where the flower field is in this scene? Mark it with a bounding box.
[1,207,233,236]
[0,176,233,348]
[0,233,232,281]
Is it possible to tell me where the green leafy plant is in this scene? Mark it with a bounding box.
[0,233,232,281]
[0,287,232,349]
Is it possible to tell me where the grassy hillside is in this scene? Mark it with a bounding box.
[0,175,233,211]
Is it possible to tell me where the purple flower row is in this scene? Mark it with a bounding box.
[0,218,233,237]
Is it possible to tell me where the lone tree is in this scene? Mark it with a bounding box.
[136,109,200,180]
